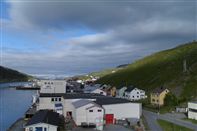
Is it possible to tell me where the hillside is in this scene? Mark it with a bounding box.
[0,66,30,82]
[97,41,197,100]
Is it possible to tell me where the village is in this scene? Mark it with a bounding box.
[8,76,197,131]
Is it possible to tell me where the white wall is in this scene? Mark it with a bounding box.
[37,97,63,112]
[73,103,104,126]
[25,123,57,131]
[39,80,67,93]
[188,102,197,120]
[63,99,96,117]
[103,103,142,119]
[125,88,146,101]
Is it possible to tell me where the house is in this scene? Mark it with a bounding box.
[38,80,67,94]
[103,86,116,97]
[116,86,127,98]
[66,81,83,93]
[84,84,106,95]
[24,110,64,131]
[150,87,169,106]
[37,93,142,128]
[72,99,104,130]
[188,101,197,120]
[95,97,142,124]
[124,87,147,101]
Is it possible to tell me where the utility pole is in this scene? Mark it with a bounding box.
[183,59,187,73]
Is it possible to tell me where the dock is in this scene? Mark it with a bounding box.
[7,118,27,131]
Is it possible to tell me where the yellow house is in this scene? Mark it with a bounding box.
[150,87,169,106]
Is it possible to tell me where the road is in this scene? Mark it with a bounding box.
[143,110,197,131]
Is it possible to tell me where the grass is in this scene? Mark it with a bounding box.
[141,115,150,131]
[183,118,197,124]
[97,41,197,101]
[157,119,194,131]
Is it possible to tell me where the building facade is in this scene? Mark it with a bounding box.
[38,80,67,94]
[188,102,197,120]
[150,87,169,106]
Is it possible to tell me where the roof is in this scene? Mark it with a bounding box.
[84,84,102,92]
[125,86,135,92]
[152,86,168,94]
[40,93,132,105]
[40,93,104,99]
[72,99,93,108]
[95,97,131,105]
[26,110,63,127]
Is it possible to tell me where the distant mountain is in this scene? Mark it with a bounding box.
[0,66,30,82]
[116,64,129,68]
[96,41,197,100]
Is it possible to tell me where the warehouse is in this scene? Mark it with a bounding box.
[95,97,142,124]
[72,99,104,130]
[188,101,197,120]
[37,93,142,127]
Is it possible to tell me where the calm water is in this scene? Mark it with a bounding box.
[0,82,36,131]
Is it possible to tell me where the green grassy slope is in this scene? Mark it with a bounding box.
[97,41,197,99]
[0,66,30,82]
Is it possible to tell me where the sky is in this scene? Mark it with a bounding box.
[0,0,196,77]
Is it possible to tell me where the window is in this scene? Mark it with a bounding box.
[137,92,139,94]
[48,82,50,84]
[55,98,58,101]
[44,127,47,131]
[189,108,197,113]
[98,109,102,112]
[59,98,61,101]
[157,100,159,102]
[100,92,103,95]
[51,82,53,84]
[132,96,134,98]
[45,82,47,85]
[35,127,42,131]
[152,99,155,102]
[89,110,93,112]
[137,96,139,98]
[51,98,54,102]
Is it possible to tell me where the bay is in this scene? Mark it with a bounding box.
[0,82,36,131]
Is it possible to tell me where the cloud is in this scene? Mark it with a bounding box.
[1,0,196,75]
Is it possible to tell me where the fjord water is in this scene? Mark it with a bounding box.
[0,82,36,131]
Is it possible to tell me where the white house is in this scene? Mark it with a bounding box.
[38,80,67,94]
[188,101,197,120]
[95,97,142,124]
[25,110,63,131]
[124,87,147,101]
[84,84,106,95]
[116,86,127,98]
[72,99,104,130]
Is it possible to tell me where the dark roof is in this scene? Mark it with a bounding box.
[40,93,105,99]
[95,97,131,105]
[125,86,135,92]
[152,86,168,94]
[26,110,63,126]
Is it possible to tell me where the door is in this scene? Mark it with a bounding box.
[105,114,114,124]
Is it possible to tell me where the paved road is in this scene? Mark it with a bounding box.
[143,110,162,131]
[143,110,197,131]
[72,124,133,131]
